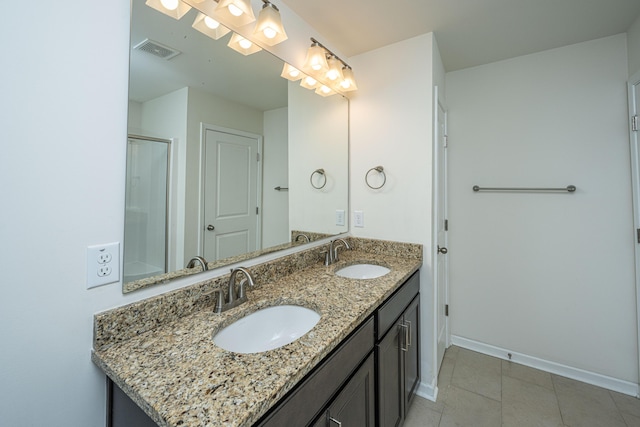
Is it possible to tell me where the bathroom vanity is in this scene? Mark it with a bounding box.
[93,238,422,427]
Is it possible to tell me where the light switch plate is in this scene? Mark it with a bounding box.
[87,242,120,289]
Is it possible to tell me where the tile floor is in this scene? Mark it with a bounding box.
[405,346,640,427]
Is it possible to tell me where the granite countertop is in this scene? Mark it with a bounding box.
[92,246,421,427]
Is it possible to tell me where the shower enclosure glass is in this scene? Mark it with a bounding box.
[123,135,170,283]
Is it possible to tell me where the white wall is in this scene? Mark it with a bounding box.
[288,82,349,235]
[629,14,640,77]
[0,1,345,426]
[446,34,637,384]
[350,33,438,395]
[262,107,289,247]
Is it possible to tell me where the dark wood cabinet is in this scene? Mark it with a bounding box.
[376,272,420,427]
[311,354,375,427]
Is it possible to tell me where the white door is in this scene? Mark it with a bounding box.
[434,88,449,374]
[202,126,261,261]
[628,71,640,384]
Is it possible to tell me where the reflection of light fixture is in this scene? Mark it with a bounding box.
[214,0,256,27]
[253,1,288,46]
[302,42,329,75]
[300,75,320,90]
[339,66,358,91]
[192,12,231,40]
[227,33,262,55]
[145,0,191,19]
[281,63,303,81]
[315,85,335,97]
[326,56,344,82]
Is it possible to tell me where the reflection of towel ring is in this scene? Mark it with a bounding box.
[310,168,327,189]
[366,166,386,189]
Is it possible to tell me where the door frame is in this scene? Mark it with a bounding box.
[628,70,640,390]
[198,123,263,258]
[433,85,450,373]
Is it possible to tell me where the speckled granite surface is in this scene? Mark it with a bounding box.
[93,238,422,427]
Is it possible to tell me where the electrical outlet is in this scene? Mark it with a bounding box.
[354,210,364,228]
[87,242,120,289]
[336,209,345,226]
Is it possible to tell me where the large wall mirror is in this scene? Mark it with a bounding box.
[124,0,349,293]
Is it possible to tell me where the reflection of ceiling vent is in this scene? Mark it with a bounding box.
[133,38,181,60]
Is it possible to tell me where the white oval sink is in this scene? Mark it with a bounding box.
[213,305,320,354]
[335,264,390,279]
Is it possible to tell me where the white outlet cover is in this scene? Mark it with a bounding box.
[336,209,345,226]
[87,242,120,289]
[354,210,364,228]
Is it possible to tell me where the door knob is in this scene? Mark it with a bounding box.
[207,225,215,231]
[438,246,448,254]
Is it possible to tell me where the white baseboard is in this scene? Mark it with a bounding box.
[416,377,438,402]
[451,335,639,397]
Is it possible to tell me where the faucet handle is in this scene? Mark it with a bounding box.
[320,249,331,266]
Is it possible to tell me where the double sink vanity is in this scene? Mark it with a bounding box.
[92,237,422,427]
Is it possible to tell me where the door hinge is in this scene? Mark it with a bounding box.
[633,115,638,132]
[637,228,640,244]
[444,135,449,148]
[444,219,449,231]
[256,207,259,215]
[256,152,261,162]
[445,304,449,317]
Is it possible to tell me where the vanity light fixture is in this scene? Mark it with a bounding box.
[281,63,304,81]
[338,66,358,92]
[192,12,231,40]
[253,1,288,46]
[227,33,262,55]
[300,75,320,90]
[325,56,344,82]
[302,41,329,75]
[302,38,358,94]
[214,0,256,27]
[145,0,192,20]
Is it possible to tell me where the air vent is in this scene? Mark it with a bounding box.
[133,38,181,60]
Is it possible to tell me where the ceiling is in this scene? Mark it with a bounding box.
[281,0,640,71]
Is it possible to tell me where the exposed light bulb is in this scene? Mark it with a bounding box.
[160,0,179,10]
[204,16,221,29]
[239,38,253,49]
[228,3,243,16]
[263,27,277,39]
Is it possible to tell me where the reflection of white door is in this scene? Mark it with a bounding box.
[202,126,261,261]
[627,71,640,382]
[434,88,449,374]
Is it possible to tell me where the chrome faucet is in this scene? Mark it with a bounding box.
[213,267,256,313]
[186,256,208,271]
[323,238,351,265]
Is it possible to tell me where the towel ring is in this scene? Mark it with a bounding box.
[365,166,386,189]
[310,168,327,189]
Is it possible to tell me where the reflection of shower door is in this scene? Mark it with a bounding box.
[202,126,261,261]
[124,135,170,282]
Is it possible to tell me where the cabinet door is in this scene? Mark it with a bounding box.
[403,297,420,411]
[377,322,404,427]
[312,354,375,427]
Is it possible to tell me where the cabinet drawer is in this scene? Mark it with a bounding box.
[256,317,374,427]
[376,271,419,341]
